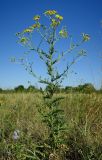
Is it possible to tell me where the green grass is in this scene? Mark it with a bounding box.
[0,92,102,159]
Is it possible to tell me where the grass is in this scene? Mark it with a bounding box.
[0,92,102,159]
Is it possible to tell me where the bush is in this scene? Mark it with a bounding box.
[14,85,25,92]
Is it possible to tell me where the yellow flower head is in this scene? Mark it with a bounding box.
[32,23,41,29]
[51,19,60,27]
[33,15,40,21]
[55,14,63,21]
[82,33,90,41]
[59,28,68,38]
[20,37,28,43]
[44,10,57,16]
[23,28,33,33]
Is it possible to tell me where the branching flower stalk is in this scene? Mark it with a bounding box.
[15,10,90,157]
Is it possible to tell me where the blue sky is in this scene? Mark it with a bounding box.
[0,0,102,89]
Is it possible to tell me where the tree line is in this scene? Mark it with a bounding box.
[0,83,102,94]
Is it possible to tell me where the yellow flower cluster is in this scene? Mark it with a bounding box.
[31,10,63,28]
[23,23,40,34]
[44,10,57,15]
[32,23,41,29]
[44,10,63,28]
[59,29,68,38]
[55,14,63,21]
[82,33,90,41]
[33,15,40,21]
[23,28,32,33]
[51,19,60,27]
[20,37,28,43]
[22,10,64,32]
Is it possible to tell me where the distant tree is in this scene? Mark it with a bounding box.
[27,85,36,92]
[82,83,95,93]
[14,85,25,92]
[76,85,84,92]
[64,83,96,93]
[65,86,74,93]
[0,88,2,93]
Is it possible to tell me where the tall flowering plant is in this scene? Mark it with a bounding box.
[16,10,90,158]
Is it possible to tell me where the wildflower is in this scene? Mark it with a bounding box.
[20,37,28,43]
[82,33,90,41]
[44,10,57,16]
[59,28,68,38]
[33,15,40,21]
[23,28,33,33]
[32,23,41,29]
[55,14,63,21]
[12,130,20,140]
[51,19,60,27]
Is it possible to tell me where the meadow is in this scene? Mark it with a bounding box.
[0,92,102,159]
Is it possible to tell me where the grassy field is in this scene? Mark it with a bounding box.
[0,92,102,159]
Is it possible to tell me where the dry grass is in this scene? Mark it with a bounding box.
[0,92,102,159]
